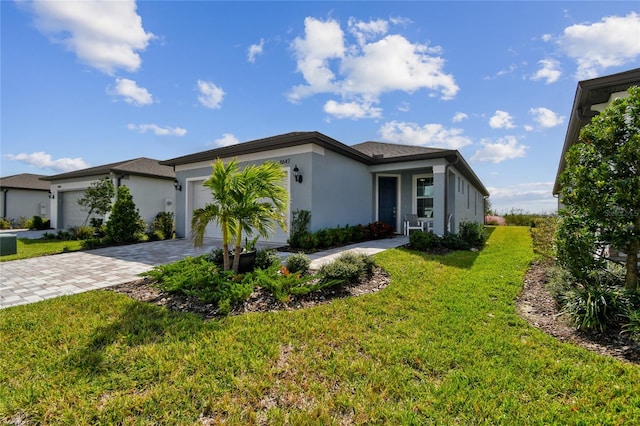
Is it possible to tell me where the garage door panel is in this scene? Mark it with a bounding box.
[61,190,88,229]
[189,175,290,244]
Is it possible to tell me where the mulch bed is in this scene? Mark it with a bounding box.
[109,267,391,320]
[109,261,639,364]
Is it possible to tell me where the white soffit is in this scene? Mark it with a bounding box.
[591,90,630,113]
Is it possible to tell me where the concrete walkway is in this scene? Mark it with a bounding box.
[0,236,408,309]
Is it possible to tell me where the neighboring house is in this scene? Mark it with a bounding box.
[41,158,176,229]
[0,173,51,223]
[162,131,489,244]
[553,67,640,204]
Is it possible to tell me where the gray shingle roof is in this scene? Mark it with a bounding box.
[41,158,175,181]
[0,173,50,191]
[351,141,447,158]
[161,131,488,196]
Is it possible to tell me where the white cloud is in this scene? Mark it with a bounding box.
[524,125,534,132]
[213,133,240,147]
[379,120,472,150]
[452,112,468,123]
[397,102,410,112]
[197,80,225,109]
[289,17,346,102]
[323,99,382,119]
[111,78,153,106]
[348,17,389,46]
[541,34,553,42]
[489,110,515,129]
[530,107,564,128]
[472,136,527,163]
[127,123,187,136]
[487,182,557,214]
[558,12,640,79]
[531,59,561,84]
[288,16,458,112]
[23,0,154,75]
[4,152,89,172]
[248,38,264,63]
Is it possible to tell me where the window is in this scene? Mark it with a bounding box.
[416,176,434,218]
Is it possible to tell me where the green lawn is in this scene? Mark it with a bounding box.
[0,238,83,262]
[1,227,638,424]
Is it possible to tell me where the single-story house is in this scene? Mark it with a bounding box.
[553,67,640,204]
[0,173,51,224]
[161,131,489,244]
[42,157,176,229]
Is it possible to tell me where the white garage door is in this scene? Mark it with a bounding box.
[189,175,290,244]
[60,190,87,229]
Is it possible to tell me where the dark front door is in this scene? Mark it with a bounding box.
[378,176,397,232]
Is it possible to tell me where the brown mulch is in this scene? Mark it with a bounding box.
[109,267,391,320]
[110,262,639,364]
[517,261,639,364]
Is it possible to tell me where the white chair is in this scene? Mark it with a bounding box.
[403,214,424,235]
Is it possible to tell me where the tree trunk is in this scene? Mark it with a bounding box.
[625,241,639,290]
[232,231,243,274]
[221,218,230,271]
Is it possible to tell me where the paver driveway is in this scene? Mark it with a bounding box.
[0,236,408,309]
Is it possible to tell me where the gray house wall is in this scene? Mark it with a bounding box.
[1,189,49,222]
[309,149,372,231]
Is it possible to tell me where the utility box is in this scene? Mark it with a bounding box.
[0,234,17,256]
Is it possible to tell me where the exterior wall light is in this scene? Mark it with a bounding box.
[293,165,303,183]
[173,179,182,191]
[48,190,55,199]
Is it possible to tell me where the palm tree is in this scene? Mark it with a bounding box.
[191,158,289,273]
[191,159,242,271]
[230,161,288,272]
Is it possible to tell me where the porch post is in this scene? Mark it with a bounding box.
[432,164,446,235]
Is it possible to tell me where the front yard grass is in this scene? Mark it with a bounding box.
[1,226,639,424]
[0,238,84,262]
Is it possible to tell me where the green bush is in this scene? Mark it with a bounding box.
[143,256,253,312]
[364,221,394,239]
[459,221,487,248]
[530,217,558,261]
[74,225,95,240]
[288,209,311,249]
[285,252,311,275]
[0,218,9,229]
[146,230,165,241]
[105,186,145,244]
[318,252,375,284]
[153,212,174,239]
[559,268,625,332]
[409,231,443,251]
[254,249,281,270]
[253,265,317,303]
[31,215,44,230]
[81,238,105,250]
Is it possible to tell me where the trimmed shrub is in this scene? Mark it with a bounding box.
[318,252,375,284]
[288,209,312,248]
[254,249,281,270]
[364,221,394,239]
[0,218,10,229]
[459,221,487,249]
[286,252,311,275]
[105,186,145,244]
[409,231,443,251]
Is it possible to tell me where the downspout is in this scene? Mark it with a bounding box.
[2,189,8,219]
[444,156,460,234]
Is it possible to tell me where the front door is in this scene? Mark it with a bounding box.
[378,176,398,232]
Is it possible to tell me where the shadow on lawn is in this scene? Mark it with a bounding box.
[65,301,203,375]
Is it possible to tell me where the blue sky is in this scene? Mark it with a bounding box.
[2,1,639,213]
